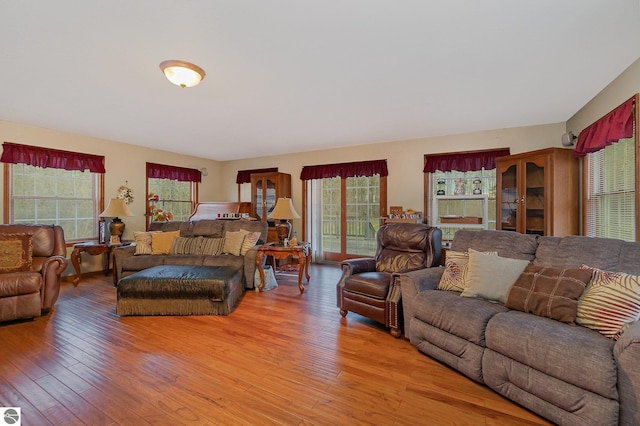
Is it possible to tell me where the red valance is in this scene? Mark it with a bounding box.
[147,162,201,183]
[423,148,510,173]
[236,167,278,184]
[300,159,388,181]
[1,142,106,173]
[574,96,636,158]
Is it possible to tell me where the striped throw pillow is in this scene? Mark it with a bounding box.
[578,265,640,339]
[169,236,204,255]
[200,237,225,256]
[437,250,497,292]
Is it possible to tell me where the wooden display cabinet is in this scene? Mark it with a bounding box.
[496,147,578,236]
[250,172,292,242]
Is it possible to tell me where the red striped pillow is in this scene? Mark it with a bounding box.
[578,265,640,339]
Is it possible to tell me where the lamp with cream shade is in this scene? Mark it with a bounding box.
[99,198,133,243]
[268,198,300,246]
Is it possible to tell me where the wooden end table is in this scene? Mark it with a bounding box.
[71,241,130,286]
[256,242,311,293]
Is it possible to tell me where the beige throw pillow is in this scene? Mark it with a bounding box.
[461,249,530,303]
[151,231,181,255]
[222,230,247,256]
[134,231,160,255]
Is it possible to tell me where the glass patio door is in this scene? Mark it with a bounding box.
[320,176,382,261]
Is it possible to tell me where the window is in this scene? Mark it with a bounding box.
[9,164,100,240]
[428,169,497,241]
[147,178,195,222]
[423,148,509,242]
[576,94,638,241]
[2,142,105,241]
[146,162,200,226]
[585,137,635,241]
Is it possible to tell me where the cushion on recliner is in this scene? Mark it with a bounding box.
[344,271,391,299]
[375,223,437,272]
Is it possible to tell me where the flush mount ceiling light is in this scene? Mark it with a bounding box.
[159,60,206,88]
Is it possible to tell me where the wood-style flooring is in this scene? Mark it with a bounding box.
[0,264,550,425]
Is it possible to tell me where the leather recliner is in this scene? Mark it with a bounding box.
[0,224,68,323]
[337,223,441,337]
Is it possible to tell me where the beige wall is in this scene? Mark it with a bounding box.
[567,57,640,135]
[0,120,222,275]
[221,122,567,236]
[3,57,636,276]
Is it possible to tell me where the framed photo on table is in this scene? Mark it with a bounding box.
[110,235,121,244]
[98,219,107,244]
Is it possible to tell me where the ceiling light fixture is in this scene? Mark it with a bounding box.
[159,60,206,88]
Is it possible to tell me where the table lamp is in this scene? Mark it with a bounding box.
[268,198,300,246]
[99,198,134,243]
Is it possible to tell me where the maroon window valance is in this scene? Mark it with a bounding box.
[423,148,511,173]
[236,167,278,184]
[1,142,106,173]
[300,159,388,181]
[147,162,201,183]
[574,96,636,158]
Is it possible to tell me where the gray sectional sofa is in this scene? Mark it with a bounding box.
[113,219,268,289]
[397,230,640,426]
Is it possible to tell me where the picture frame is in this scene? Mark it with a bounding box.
[98,219,107,244]
[110,235,121,244]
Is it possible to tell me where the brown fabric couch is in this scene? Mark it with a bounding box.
[0,224,68,322]
[398,230,640,426]
[113,219,268,289]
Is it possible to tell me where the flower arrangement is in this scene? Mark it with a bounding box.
[117,182,134,204]
[147,192,173,222]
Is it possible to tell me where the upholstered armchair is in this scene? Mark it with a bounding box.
[0,224,68,323]
[337,223,442,337]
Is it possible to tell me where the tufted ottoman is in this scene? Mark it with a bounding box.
[116,265,243,316]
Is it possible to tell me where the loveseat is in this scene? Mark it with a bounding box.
[113,219,268,289]
[397,230,640,426]
[0,224,68,322]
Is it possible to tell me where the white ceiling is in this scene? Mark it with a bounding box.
[1,1,639,161]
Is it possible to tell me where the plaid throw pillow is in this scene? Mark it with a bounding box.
[505,265,592,324]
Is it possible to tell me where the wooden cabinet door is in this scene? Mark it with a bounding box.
[521,154,548,235]
[496,148,577,236]
[496,158,519,232]
[497,153,548,235]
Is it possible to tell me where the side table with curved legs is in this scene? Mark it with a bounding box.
[71,241,130,286]
[255,242,311,293]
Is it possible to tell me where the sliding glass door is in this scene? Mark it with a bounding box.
[310,175,385,262]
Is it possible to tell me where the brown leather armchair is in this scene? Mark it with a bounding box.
[337,223,441,337]
[0,224,68,322]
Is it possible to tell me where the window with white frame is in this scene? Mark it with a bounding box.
[2,143,105,242]
[147,178,195,223]
[585,137,636,241]
[9,164,101,240]
[146,162,200,226]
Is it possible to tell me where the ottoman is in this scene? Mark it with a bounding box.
[116,265,243,316]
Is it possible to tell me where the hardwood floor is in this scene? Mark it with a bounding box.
[0,264,550,425]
